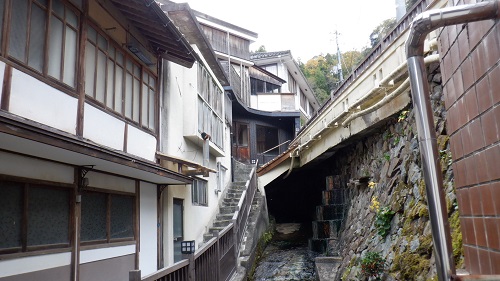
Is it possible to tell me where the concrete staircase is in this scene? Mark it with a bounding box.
[203,162,254,242]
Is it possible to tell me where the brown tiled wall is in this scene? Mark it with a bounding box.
[440,1,500,274]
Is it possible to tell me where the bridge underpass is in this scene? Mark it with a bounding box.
[261,116,394,247]
[254,121,394,281]
[254,160,336,281]
[265,166,323,225]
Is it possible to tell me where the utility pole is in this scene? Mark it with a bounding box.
[334,31,343,82]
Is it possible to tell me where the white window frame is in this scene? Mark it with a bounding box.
[192,178,208,206]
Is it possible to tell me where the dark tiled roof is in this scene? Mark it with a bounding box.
[250,50,291,60]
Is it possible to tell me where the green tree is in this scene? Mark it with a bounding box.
[406,0,419,10]
[300,50,363,105]
[369,18,397,48]
[300,17,395,105]
[254,45,266,53]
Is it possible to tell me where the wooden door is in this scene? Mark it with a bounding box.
[232,122,250,163]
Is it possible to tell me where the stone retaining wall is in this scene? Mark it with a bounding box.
[323,62,461,280]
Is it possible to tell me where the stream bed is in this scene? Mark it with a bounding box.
[252,223,319,281]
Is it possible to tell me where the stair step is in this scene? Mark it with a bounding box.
[209,226,227,233]
[214,219,232,227]
[217,213,234,220]
[223,197,240,204]
[226,192,243,199]
[220,205,238,214]
[227,189,244,195]
[223,198,239,204]
[223,203,238,208]
[231,183,247,190]
[203,233,214,242]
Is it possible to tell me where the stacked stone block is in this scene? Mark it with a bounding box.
[309,175,347,254]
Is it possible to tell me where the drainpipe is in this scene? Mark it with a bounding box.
[341,53,440,127]
[406,2,499,281]
[283,147,299,179]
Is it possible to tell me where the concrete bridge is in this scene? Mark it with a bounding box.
[258,0,447,185]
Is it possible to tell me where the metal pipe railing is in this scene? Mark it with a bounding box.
[405,1,500,280]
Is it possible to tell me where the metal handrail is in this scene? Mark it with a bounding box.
[257,140,291,155]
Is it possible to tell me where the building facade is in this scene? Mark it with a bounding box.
[157,0,234,267]
[0,0,231,280]
[193,12,319,166]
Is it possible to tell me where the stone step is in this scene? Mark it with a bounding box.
[222,197,240,204]
[231,182,247,190]
[227,189,245,196]
[228,187,244,193]
[217,213,234,220]
[209,226,227,234]
[214,219,232,227]
[226,191,243,199]
[222,201,238,207]
[220,205,238,214]
[203,233,214,242]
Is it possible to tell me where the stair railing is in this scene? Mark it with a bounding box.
[130,162,258,281]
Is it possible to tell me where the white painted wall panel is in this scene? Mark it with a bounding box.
[9,69,78,134]
[165,177,219,266]
[0,252,71,278]
[250,95,257,109]
[127,125,157,162]
[80,245,135,264]
[140,182,157,276]
[85,171,135,193]
[257,95,281,111]
[0,150,74,184]
[83,104,125,151]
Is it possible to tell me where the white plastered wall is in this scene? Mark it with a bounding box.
[161,55,232,266]
[9,68,78,134]
[139,182,158,276]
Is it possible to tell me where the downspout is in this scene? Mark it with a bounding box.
[406,2,500,281]
[283,146,299,179]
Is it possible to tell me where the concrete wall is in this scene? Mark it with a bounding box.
[440,1,500,274]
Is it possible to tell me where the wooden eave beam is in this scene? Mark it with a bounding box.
[0,112,192,184]
[106,0,195,67]
[156,151,217,177]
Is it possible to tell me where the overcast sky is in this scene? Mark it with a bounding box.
[175,0,397,62]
